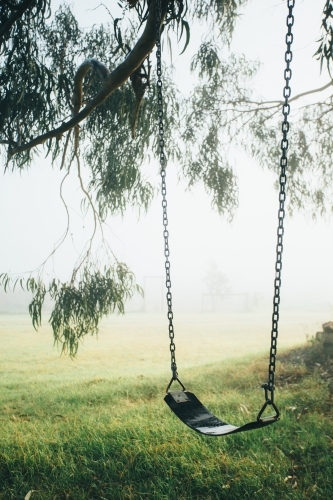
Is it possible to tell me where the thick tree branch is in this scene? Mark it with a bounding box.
[9,0,165,158]
[72,59,110,115]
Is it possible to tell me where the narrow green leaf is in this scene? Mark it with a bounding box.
[179,20,190,55]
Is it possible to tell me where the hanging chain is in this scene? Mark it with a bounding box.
[155,0,294,399]
[155,0,181,386]
[261,0,295,412]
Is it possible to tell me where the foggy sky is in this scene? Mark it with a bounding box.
[0,0,332,316]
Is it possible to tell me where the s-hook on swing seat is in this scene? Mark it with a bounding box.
[156,0,295,436]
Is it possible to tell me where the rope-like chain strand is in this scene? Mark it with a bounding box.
[155,0,179,384]
[262,0,295,408]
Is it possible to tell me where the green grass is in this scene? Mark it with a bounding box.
[0,313,332,499]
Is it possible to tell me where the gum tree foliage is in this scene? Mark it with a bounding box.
[229,1,333,219]
[0,0,331,354]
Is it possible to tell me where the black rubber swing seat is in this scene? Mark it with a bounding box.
[164,390,279,436]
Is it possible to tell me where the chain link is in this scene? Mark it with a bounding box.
[155,0,178,381]
[155,0,294,395]
[263,0,295,405]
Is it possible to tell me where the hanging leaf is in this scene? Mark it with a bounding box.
[179,20,190,55]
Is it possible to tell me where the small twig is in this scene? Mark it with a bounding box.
[60,130,72,170]
[70,153,104,284]
[88,2,114,21]
[27,168,73,275]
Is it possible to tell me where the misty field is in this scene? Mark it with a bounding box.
[0,311,332,499]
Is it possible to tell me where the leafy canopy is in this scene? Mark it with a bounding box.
[0,0,332,354]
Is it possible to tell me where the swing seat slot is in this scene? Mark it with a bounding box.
[165,391,278,436]
[169,390,190,403]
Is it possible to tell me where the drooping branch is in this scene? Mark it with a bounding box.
[72,59,110,114]
[72,58,111,151]
[9,0,166,158]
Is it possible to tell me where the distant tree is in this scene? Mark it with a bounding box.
[204,262,231,311]
[0,0,332,354]
[204,262,230,295]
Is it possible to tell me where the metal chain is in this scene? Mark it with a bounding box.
[263,0,295,406]
[155,0,179,383]
[155,0,294,398]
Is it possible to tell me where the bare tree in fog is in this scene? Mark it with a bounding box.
[204,262,231,312]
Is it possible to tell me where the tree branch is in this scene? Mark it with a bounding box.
[289,80,333,103]
[9,0,163,158]
[242,80,333,108]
